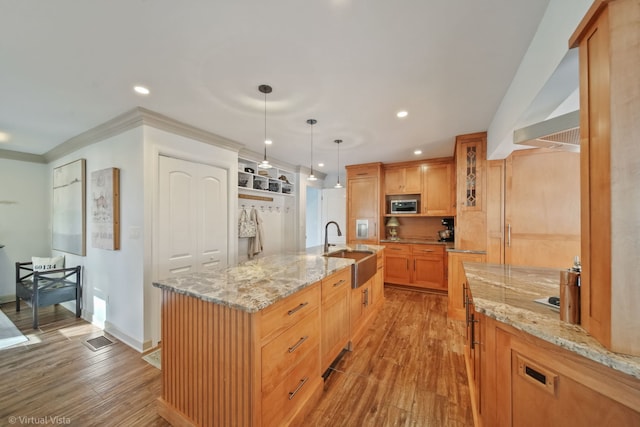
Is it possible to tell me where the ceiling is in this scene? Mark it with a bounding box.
[0,0,553,178]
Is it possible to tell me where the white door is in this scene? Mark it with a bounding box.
[158,156,228,278]
[321,187,347,245]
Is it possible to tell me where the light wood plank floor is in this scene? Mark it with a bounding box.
[1,287,471,426]
[304,287,473,426]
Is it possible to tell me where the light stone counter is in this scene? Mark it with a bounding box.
[464,262,640,380]
[153,244,383,313]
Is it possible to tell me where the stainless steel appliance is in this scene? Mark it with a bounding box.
[390,199,418,214]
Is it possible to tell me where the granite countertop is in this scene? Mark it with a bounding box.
[464,262,640,380]
[153,244,383,314]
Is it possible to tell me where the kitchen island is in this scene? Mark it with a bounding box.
[152,244,384,427]
[463,262,640,426]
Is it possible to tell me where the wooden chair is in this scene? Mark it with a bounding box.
[15,262,82,329]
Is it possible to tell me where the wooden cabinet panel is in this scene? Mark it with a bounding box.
[260,282,320,343]
[455,132,487,251]
[262,349,322,427]
[261,307,320,395]
[320,269,351,371]
[384,243,446,291]
[504,148,580,269]
[570,0,640,356]
[347,163,382,244]
[447,252,486,320]
[384,165,421,195]
[423,161,455,216]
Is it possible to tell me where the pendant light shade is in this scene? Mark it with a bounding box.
[258,84,273,169]
[306,119,318,181]
[334,139,343,188]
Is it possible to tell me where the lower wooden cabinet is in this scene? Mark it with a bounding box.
[462,291,640,427]
[320,268,351,372]
[384,243,446,291]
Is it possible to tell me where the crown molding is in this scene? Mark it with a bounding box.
[0,148,46,163]
[41,107,244,163]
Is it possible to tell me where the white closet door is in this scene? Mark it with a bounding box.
[159,156,228,278]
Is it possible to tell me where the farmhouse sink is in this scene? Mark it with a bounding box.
[324,249,377,288]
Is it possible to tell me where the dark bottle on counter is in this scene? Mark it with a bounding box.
[560,256,581,324]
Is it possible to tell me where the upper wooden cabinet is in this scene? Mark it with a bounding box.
[455,132,487,251]
[423,160,455,216]
[346,163,383,244]
[384,164,422,195]
[570,0,640,356]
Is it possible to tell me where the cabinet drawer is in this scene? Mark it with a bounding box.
[260,282,320,343]
[384,243,412,255]
[411,244,445,255]
[262,348,321,427]
[262,307,320,394]
[321,268,351,303]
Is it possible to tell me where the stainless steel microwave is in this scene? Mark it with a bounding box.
[390,199,418,214]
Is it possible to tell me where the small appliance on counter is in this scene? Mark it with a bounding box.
[438,217,455,242]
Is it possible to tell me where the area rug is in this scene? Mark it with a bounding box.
[0,309,28,350]
[143,348,161,370]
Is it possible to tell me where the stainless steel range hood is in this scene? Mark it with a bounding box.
[513,110,580,152]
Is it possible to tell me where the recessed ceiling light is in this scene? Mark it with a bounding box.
[134,85,150,95]
[0,131,10,143]
[397,111,408,118]
[265,139,273,145]
[318,163,324,167]
[414,150,422,155]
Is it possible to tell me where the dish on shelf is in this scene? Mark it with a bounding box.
[244,167,254,174]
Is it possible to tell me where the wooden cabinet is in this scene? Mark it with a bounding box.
[504,148,580,269]
[384,164,422,195]
[455,132,487,251]
[487,316,640,427]
[570,0,640,356]
[422,160,455,216]
[346,163,383,244]
[320,268,351,372]
[447,251,486,321]
[158,283,323,427]
[384,243,446,291]
[351,250,385,346]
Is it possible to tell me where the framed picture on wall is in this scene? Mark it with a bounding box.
[52,159,86,255]
[91,167,120,250]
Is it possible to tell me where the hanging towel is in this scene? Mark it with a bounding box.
[248,207,264,258]
[238,208,256,238]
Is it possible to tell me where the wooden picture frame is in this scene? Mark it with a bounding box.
[90,167,120,250]
[52,159,86,255]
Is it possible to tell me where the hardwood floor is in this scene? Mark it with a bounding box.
[0,302,170,427]
[1,287,472,426]
[304,287,473,426]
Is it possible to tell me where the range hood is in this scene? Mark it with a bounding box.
[513,110,580,152]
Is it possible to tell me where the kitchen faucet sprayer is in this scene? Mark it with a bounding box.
[324,221,342,253]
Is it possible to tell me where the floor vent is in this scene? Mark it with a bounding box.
[84,335,115,351]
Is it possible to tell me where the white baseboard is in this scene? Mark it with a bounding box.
[104,321,149,353]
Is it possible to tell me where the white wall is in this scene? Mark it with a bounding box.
[46,127,146,349]
[0,159,49,301]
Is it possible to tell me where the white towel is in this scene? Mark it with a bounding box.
[248,207,264,258]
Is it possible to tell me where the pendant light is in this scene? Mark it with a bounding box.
[306,119,318,181]
[334,139,343,188]
[258,84,273,169]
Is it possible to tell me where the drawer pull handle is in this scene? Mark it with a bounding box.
[525,366,546,385]
[288,335,308,353]
[287,302,308,316]
[289,377,309,400]
[390,247,402,251]
[420,249,435,252]
[333,279,347,287]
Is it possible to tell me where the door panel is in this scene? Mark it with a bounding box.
[159,156,228,279]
